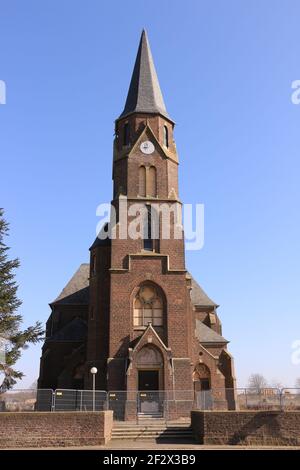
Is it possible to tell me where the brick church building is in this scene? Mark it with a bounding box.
[38,31,235,413]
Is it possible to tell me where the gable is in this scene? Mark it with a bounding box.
[128,124,178,163]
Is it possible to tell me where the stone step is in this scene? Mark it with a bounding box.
[113,422,189,426]
[111,433,193,441]
[112,436,194,441]
[111,426,193,440]
[112,424,191,429]
[112,429,192,434]
[112,428,192,436]
[113,425,192,429]
[138,417,164,420]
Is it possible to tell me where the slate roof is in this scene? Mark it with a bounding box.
[51,264,89,305]
[195,319,228,345]
[49,317,87,342]
[51,263,217,311]
[189,274,217,307]
[119,30,170,120]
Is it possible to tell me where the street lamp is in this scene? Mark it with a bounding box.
[90,367,98,412]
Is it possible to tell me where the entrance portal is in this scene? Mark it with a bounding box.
[138,370,161,416]
[193,363,212,410]
[136,346,164,416]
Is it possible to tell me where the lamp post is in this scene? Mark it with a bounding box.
[90,367,98,412]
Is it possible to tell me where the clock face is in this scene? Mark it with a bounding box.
[140,141,155,155]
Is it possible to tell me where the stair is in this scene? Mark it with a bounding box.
[111,422,195,442]
[137,412,163,419]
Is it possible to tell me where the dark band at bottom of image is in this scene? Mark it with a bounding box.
[3,449,297,464]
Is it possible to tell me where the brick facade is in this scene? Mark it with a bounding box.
[38,31,235,419]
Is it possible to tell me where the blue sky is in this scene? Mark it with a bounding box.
[0,0,300,388]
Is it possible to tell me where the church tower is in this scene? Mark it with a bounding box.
[88,30,193,395]
[38,31,235,417]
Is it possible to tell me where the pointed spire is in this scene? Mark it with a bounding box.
[119,30,170,120]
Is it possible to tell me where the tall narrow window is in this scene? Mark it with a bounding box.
[143,205,153,251]
[163,125,169,148]
[143,205,159,251]
[139,166,146,197]
[148,166,157,197]
[123,122,130,146]
[91,254,96,275]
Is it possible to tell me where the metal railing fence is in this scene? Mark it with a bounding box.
[1,388,299,415]
[53,389,107,412]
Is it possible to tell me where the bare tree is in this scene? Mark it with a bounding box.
[30,380,37,390]
[247,373,268,391]
[270,379,284,390]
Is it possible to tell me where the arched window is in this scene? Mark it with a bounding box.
[148,166,156,197]
[139,166,146,197]
[193,363,211,391]
[163,125,169,148]
[123,122,130,146]
[133,285,163,328]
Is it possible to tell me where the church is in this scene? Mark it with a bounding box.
[38,31,235,416]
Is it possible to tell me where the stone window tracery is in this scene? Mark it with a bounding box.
[133,285,163,328]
